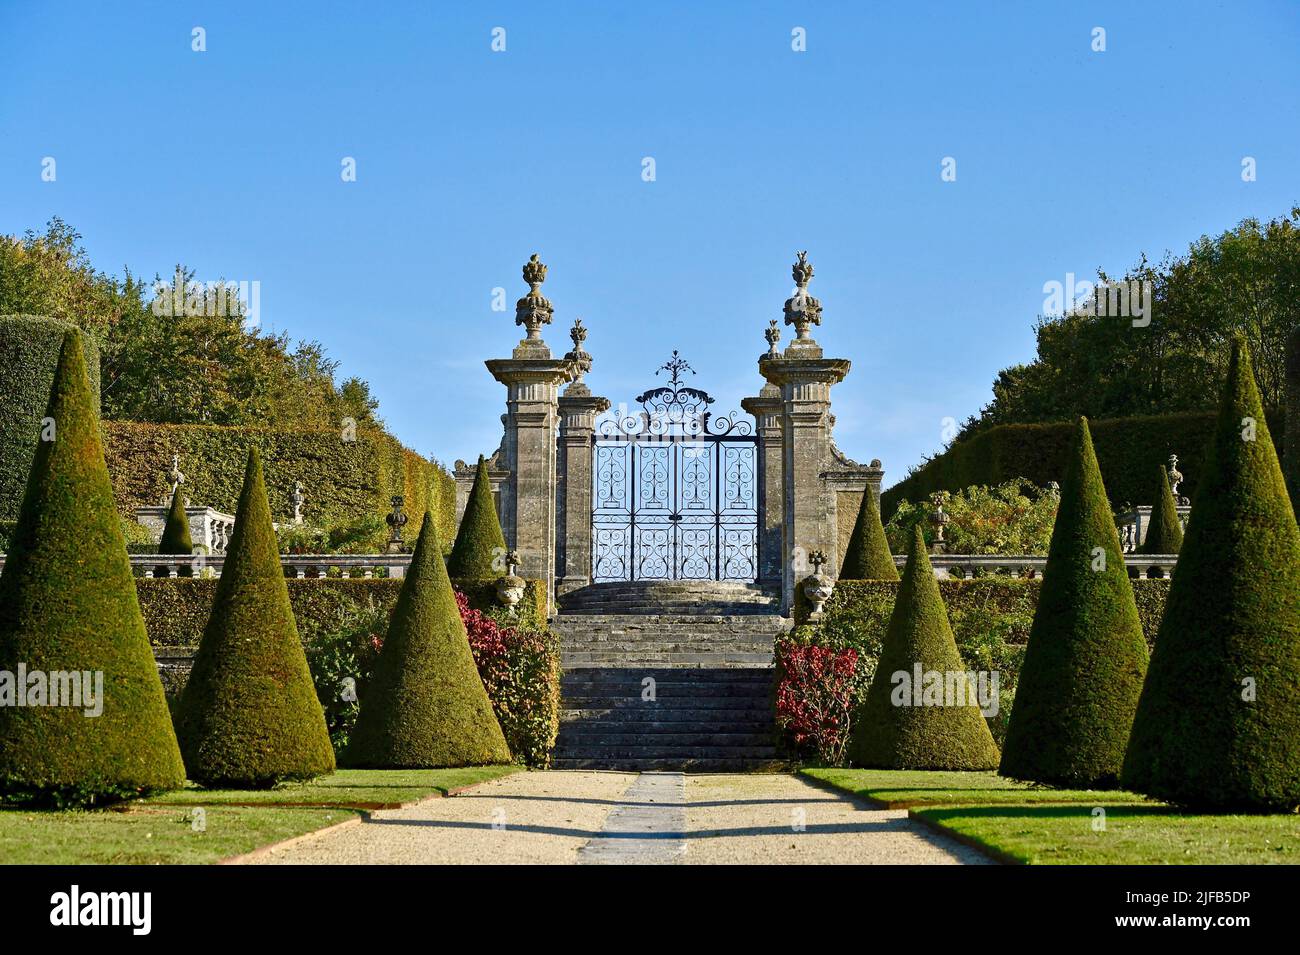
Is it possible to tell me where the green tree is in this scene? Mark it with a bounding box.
[959,208,1300,439]
[1138,464,1183,554]
[847,528,1001,770]
[0,330,185,805]
[447,456,506,578]
[999,418,1149,788]
[344,512,511,768]
[1123,340,1300,811]
[158,484,194,555]
[174,448,335,787]
[841,490,898,580]
[886,480,1058,556]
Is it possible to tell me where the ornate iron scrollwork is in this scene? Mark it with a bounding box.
[592,352,758,582]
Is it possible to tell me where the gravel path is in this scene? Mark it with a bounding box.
[682,773,990,865]
[245,770,637,865]
[243,771,989,865]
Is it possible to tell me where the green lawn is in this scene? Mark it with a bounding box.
[913,804,1300,864]
[801,767,1145,809]
[803,768,1300,865]
[145,765,522,808]
[0,766,521,864]
[0,805,356,864]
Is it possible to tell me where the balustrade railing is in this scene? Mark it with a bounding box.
[894,553,1178,580]
[0,554,412,579]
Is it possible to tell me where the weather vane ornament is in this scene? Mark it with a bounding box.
[515,253,554,341]
[783,250,823,341]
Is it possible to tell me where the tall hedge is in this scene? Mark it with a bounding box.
[1123,340,1300,811]
[446,455,506,578]
[881,409,1285,519]
[0,330,184,805]
[174,448,335,787]
[1138,464,1183,554]
[159,484,194,554]
[999,417,1149,788]
[100,420,456,547]
[344,513,511,768]
[847,528,1000,770]
[0,315,101,522]
[840,488,899,580]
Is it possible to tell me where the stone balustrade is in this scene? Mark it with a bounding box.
[1116,505,1192,553]
[0,553,413,580]
[897,553,1179,580]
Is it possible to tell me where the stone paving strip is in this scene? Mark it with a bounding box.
[577,772,687,864]
[242,770,990,865]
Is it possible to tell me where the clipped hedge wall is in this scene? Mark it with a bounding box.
[881,410,1285,518]
[793,577,1169,746]
[0,314,101,521]
[101,421,456,547]
[136,576,546,651]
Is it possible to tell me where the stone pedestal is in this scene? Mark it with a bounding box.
[486,356,572,616]
[760,354,851,612]
[741,384,784,588]
[556,386,610,595]
[133,505,236,554]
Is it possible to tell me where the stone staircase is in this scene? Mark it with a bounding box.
[550,581,791,770]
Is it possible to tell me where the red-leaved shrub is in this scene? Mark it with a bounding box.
[774,636,860,765]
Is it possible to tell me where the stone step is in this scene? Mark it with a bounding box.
[550,757,787,771]
[562,653,773,668]
[560,697,770,713]
[555,730,774,746]
[560,712,773,728]
[553,743,778,758]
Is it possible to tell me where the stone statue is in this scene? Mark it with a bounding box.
[1167,454,1188,505]
[565,317,593,381]
[291,480,306,525]
[515,253,554,341]
[764,318,781,357]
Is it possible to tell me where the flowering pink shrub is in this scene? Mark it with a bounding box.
[455,589,561,767]
[774,635,860,765]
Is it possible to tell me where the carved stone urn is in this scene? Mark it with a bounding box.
[496,550,526,614]
[802,550,834,618]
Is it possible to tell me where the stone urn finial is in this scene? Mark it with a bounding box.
[929,492,951,554]
[802,549,834,618]
[783,250,823,341]
[564,317,593,381]
[496,549,526,615]
[764,318,781,357]
[515,253,554,341]
[385,495,408,553]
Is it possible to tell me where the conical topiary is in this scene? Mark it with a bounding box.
[1123,339,1300,811]
[174,448,335,788]
[1138,464,1183,554]
[999,417,1149,788]
[847,527,1001,770]
[0,330,185,805]
[159,484,194,555]
[841,489,899,580]
[344,512,511,768]
[446,455,506,578]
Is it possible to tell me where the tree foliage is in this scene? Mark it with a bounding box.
[886,480,1059,556]
[958,208,1300,441]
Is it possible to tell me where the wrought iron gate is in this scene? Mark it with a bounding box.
[592,352,758,582]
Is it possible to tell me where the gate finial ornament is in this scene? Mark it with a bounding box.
[515,253,554,342]
[564,317,593,385]
[783,250,823,342]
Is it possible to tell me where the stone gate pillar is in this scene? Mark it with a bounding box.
[742,364,785,590]
[556,319,610,596]
[486,255,576,616]
[759,253,850,613]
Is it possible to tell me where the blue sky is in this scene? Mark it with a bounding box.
[3,1,1298,488]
